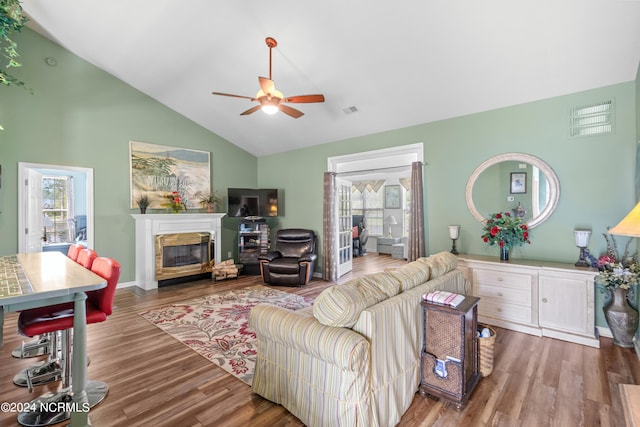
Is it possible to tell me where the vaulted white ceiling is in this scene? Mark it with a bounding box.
[22,0,640,157]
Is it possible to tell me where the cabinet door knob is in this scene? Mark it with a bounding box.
[542,298,548,303]
[497,308,503,312]
[498,292,503,297]
[497,277,503,282]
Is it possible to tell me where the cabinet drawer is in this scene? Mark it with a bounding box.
[474,283,531,306]
[472,269,533,290]
[478,300,532,324]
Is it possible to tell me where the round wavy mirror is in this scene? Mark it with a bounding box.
[465,153,560,229]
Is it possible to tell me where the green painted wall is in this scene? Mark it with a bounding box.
[258,81,637,328]
[2,28,639,331]
[0,29,258,282]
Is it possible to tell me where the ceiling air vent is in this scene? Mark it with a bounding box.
[569,100,614,137]
[342,106,359,115]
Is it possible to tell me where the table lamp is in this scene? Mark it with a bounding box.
[608,201,640,238]
[449,225,460,255]
[574,229,591,267]
[42,214,54,243]
[385,215,397,237]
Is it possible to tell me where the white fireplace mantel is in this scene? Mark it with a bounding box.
[131,213,226,290]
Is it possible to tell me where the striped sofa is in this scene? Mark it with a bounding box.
[248,251,470,427]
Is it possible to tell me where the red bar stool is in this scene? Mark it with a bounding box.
[66,243,83,262]
[11,245,86,359]
[76,248,98,269]
[15,257,121,427]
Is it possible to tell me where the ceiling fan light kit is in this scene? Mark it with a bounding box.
[212,37,325,118]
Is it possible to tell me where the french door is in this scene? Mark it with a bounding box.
[336,177,352,277]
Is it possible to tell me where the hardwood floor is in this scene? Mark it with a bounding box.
[1,254,639,426]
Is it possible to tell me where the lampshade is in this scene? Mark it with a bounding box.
[42,215,54,227]
[385,215,398,225]
[609,201,640,237]
[574,230,591,247]
[449,225,460,239]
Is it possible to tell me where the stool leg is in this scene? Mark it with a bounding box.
[17,326,108,427]
[13,332,62,389]
[12,333,53,358]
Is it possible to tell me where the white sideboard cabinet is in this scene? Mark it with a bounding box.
[458,254,599,348]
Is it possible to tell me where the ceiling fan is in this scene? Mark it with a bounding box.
[212,37,325,118]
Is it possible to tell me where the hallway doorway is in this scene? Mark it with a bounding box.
[17,162,94,253]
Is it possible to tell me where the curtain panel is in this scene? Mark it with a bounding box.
[322,172,338,282]
[408,162,425,261]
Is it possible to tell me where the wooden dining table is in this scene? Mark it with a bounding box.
[0,251,106,427]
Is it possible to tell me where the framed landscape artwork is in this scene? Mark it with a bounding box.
[129,141,210,209]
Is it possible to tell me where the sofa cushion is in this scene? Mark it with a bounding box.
[386,260,431,291]
[313,272,400,327]
[417,251,458,279]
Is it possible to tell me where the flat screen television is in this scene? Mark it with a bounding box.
[227,188,279,217]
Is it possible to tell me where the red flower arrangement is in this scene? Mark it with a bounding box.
[163,191,187,213]
[481,211,530,250]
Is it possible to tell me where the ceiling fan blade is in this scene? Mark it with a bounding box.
[259,77,275,95]
[284,94,325,104]
[212,92,255,101]
[279,105,304,119]
[240,105,262,116]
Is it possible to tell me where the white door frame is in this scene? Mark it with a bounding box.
[327,142,424,255]
[327,143,424,175]
[18,162,95,253]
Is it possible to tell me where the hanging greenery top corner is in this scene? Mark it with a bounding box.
[0,0,29,89]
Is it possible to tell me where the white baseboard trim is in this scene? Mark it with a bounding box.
[596,325,613,339]
[116,280,137,289]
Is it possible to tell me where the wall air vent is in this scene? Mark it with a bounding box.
[569,100,614,137]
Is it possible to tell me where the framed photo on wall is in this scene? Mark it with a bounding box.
[510,172,527,194]
[384,185,401,209]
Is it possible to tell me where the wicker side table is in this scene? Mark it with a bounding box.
[419,296,480,409]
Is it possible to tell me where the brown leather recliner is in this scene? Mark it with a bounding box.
[259,229,317,286]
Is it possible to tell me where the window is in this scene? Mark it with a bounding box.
[42,176,74,243]
[352,186,384,236]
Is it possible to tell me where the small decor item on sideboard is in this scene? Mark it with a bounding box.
[574,229,592,267]
[511,202,526,218]
[594,232,639,348]
[481,212,530,261]
[448,225,460,255]
[136,194,150,214]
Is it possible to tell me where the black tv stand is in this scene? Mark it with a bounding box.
[238,217,269,275]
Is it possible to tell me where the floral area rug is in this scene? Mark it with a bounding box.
[139,285,314,385]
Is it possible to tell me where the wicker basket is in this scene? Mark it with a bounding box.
[478,324,496,377]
